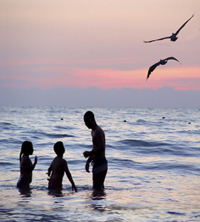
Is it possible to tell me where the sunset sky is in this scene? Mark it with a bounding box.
[0,0,200,92]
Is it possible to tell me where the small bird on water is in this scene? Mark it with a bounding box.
[147,57,181,80]
[144,14,194,43]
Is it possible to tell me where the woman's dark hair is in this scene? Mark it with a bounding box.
[21,141,33,155]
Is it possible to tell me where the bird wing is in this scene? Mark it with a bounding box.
[147,62,160,80]
[165,57,181,64]
[174,14,194,36]
[144,36,171,43]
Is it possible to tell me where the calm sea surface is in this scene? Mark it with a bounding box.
[0,107,200,221]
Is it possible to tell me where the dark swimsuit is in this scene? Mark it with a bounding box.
[92,158,108,175]
[48,178,62,191]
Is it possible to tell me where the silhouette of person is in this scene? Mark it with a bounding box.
[17,141,37,189]
[83,111,108,190]
[47,141,77,192]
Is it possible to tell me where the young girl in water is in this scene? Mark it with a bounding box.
[17,141,37,189]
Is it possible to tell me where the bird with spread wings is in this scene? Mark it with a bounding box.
[147,57,181,80]
[144,14,194,43]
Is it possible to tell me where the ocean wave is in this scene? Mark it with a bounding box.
[108,157,200,175]
[136,119,146,124]
[26,131,74,139]
[0,162,15,166]
[0,138,22,145]
[178,129,200,135]
[117,139,200,157]
[55,125,75,130]
[46,133,74,138]
[0,122,12,126]
[119,139,168,147]
[0,122,17,131]
[142,161,200,175]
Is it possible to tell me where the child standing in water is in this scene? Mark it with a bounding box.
[17,141,37,189]
[47,141,77,192]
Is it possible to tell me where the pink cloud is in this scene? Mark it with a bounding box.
[33,66,200,90]
[0,58,200,90]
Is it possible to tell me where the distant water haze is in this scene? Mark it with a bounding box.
[0,86,200,108]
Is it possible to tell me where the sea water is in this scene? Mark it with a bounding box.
[0,107,200,221]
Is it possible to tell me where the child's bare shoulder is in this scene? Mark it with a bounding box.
[62,158,67,165]
[21,155,30,162]
[56,157,67,166]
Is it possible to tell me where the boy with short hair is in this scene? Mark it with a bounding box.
[47,141,77,192]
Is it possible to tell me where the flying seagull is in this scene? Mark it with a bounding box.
[147,57,181,80]
[144,14,194,43]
